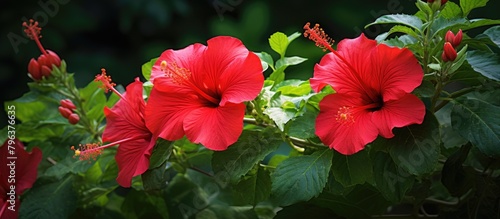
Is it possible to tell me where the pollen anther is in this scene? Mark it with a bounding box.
[336,106,355,124]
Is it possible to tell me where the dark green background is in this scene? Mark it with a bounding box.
[1,0,498,126]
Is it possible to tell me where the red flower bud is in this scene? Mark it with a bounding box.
[428,0,447,5]
[28,58,42,80]
[60,99,76,111]
[442,42,457,62]
[59,106,72,118]
[23,19,62,81]
[445,29,462,48]
[68,113,80,124]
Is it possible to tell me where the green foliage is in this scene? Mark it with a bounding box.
[212,128,282,184]
[5,0,500,218]
[271,149,333,206]
[451,97,500,157]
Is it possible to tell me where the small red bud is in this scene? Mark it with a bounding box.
[428,0,447,5]
[59,106,72,118]
[442,42,457,62]
[444,29,463,48]
[453,29,463,48]
[68,113,80,124]
[41,66,52,77]
[60,99,76,111]
[28,58,42,80]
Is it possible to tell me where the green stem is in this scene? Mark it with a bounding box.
[434,86,478,112]
[422,11,436,75]
[243,117,325,150]
[56,72,100,141]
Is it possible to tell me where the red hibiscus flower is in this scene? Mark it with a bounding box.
[76,70,155,187]
[304,23,426,155]
[1,139,42,219]
[145,36,263,151]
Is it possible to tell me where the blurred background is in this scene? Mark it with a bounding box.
[1,0,499,126]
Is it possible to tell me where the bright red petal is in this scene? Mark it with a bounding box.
[145,77,204,140]
[371,93,426,138]
[183,103,246,150]
[219,52,263,105]
[115,138,156,187]
[0,139,42,196]
[369,43,423,102]
[103,79,149,142]
[311,34,377,96]
[315,94,379,155]
[151,43,206,82]
[193,36,251,94]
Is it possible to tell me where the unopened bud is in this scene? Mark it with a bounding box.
[59,106,72,118]
[60,99,76,111]
[442,42,457,62]
[445,29,462,48]
[68,113,80,124]
[28,58,42,80]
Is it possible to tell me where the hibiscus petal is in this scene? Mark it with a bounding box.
[369,43,423,102]
[311,34,377,100]
[0,139,42,194]
[115,138,156,187]
[145,77,204,140]
[315,93,378,155]
[151,43,206,82]
[103,80,148,142]
[183,103,246,151]
[372,93,426,138]
[219,52,264,106]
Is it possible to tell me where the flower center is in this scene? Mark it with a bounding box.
[160,60,220,106]
[335,101,383,125]
[336,106,355,125]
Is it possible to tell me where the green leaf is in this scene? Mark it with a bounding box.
[441,143,475,196]
[310,185,390,218]
[275,56,307,69]
[212,129,282,184]
[372,152,414,203]
[388,112,441,176]
[451,97,500,157]
[415,0,433,18]
[273,80,311,96]
[466,50,500,81]
[80,80,107,123]
[331,150,373,187]
[440,1,463,19]
[288,109,317,139]
[365,14,423,33]
[142,165,170,191]
[269,32,289,57]
[263,107,296,131]
[271,149,333,206]
[287,32,301,42]
[20,176,77,219]
[232,166,271,206]
[430,17,467,39]
[141,58,158,81]
[460,0,488,16]
[483,25,500,49]
[149,139,174,169]
[255,52,274,70]
[388,25,419,38]
[268,65,286,84]
[121,189,168,219]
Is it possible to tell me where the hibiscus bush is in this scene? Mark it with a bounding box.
[2,0,500,218]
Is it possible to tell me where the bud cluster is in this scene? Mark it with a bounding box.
[442,29,463,62]
[58,99,80,124]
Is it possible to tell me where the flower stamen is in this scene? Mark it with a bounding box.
[160,60,220,105]
[303,22,335,52]
[71,137,139,161]
[22,19,48,56]
[336,106,355,125]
